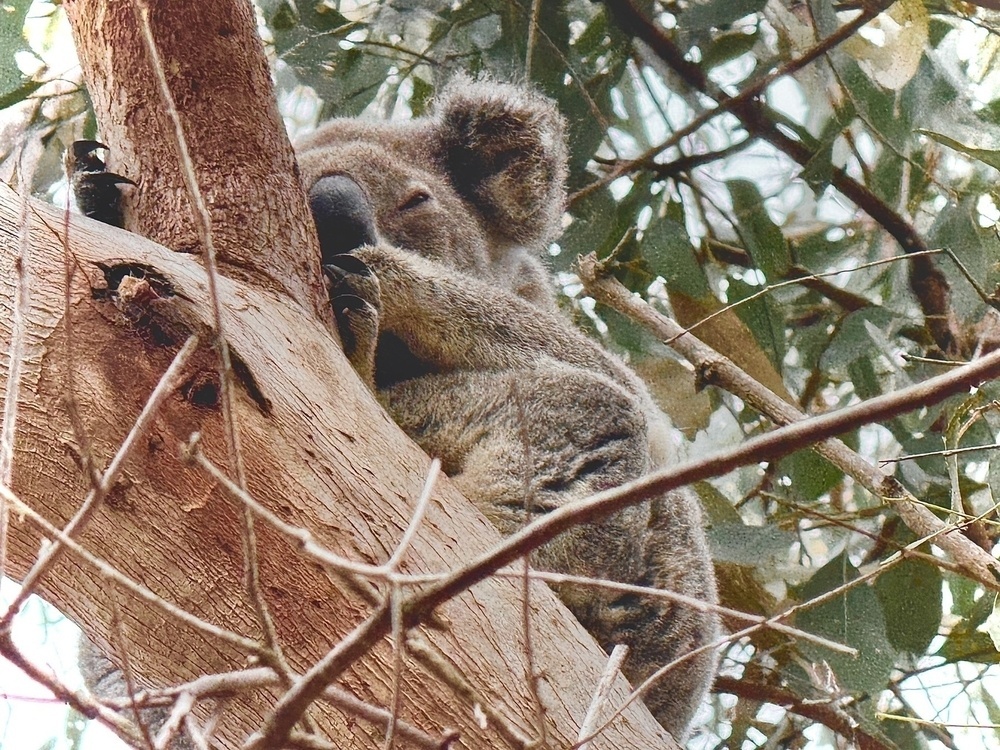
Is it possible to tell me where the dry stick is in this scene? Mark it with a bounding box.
[577,253,1000,588]
[504,571,853,655]
[156,691,197,750]
[117,667,453,750]
[383,460,440,750]
[525,0,541,80]
[577,645,629,750]
[106,594,158,750]
[0,483,262,656]
[713,676,891,750]
[0,333,201,626]
[0,146,41,582]
[0,630,145,746]
[129,0,292,700]
[251,286,1000,747]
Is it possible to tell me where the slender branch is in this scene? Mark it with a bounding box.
[600,0,961,354]
[1,333,201,627]
[577,254,1000,589]
[713,676,893,750]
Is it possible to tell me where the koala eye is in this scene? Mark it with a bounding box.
[399,188,432,212]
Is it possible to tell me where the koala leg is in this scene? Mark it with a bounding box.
[383,364,719,739]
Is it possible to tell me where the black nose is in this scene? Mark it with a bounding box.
[308,174,378,262]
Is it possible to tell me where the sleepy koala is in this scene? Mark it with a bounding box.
[296,77,720,740]
[71,78,719,743]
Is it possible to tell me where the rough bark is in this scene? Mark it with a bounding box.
[2,0,675,747]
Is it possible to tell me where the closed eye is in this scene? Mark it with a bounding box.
[399,188,431,211]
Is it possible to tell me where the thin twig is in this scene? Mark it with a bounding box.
[577,645,629,750]
[0,630,145,747]
[130,0,292,696]
[502,571,853,654]
[1,333,201,626]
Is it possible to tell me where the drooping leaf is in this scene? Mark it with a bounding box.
[796,554,897,694]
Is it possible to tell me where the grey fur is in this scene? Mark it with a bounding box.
[300,77,720,740]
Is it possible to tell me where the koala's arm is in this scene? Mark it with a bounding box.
[351,243,646,393]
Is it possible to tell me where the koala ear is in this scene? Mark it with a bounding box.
[433,76,568,247]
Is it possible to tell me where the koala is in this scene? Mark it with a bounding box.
[70,78,719,743]
[296,77,720,740]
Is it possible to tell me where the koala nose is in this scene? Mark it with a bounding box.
[308,174,378,262]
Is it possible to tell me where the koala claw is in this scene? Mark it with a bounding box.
[324,262,380,389]
[323,253,372,279]
[67,140,135,229]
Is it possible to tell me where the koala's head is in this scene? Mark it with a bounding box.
[295,77,567,306]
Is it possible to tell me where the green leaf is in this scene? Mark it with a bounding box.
[920,130,1000,172]
[874,558,943,654]
[644,212,708,298]
[778,449,842,500]
[0,1,34,104]
[727,179,791,281]
[820,308,895,372]
[707,522,796,566]
[795,554,897,693]
[701,30,758,70]
[684,0,767,30]
[727,276,785,373]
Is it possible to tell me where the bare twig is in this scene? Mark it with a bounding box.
[383,460,439,750]
[578,253,1000,589]
[111,666,455,750]
[0,629,145,746]
[1,333,201,625]
[504,571,853,655]
[577,645,629,750]
[714,676,892,750]
[130,1,293,701]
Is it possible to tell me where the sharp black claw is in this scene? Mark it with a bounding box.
[82,171,136,187]
[332,293,372,313]
[323,254,372,278]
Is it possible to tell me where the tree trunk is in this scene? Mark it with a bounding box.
[2,0,676,747]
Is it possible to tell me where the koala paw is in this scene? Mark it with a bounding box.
[66,140,134,228]
[323,253,380,389]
